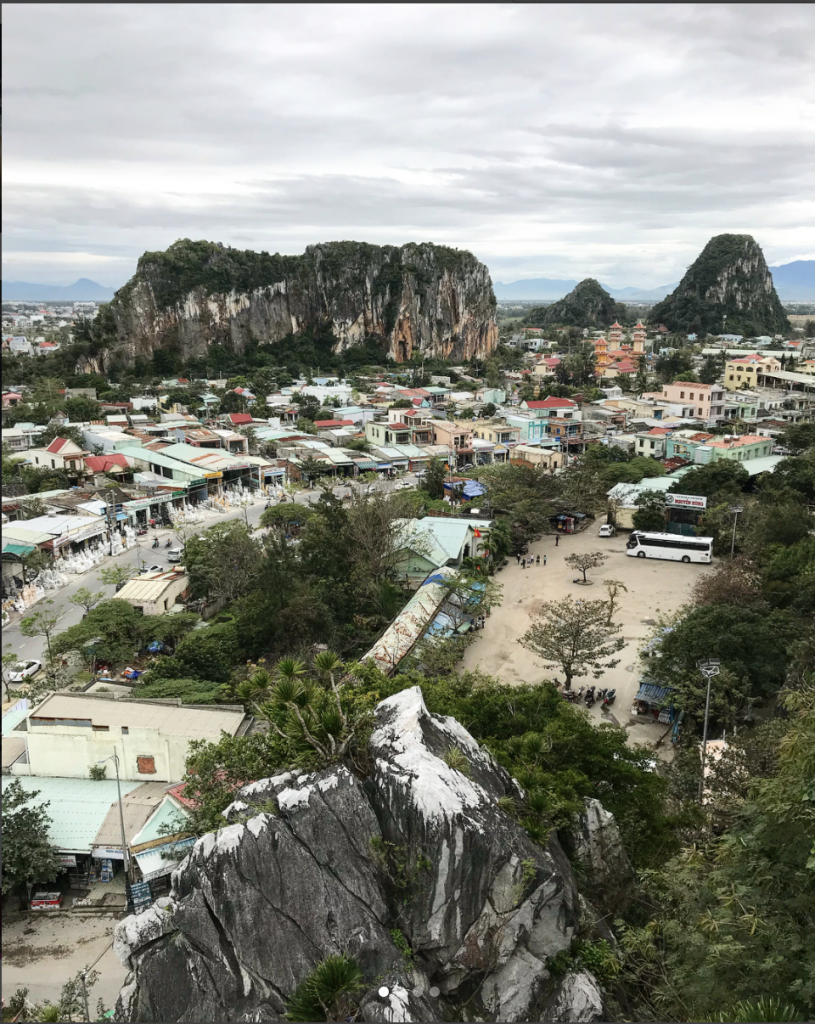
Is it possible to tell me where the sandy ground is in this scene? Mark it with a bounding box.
[1,913,126,1013]
[461,526,714,751]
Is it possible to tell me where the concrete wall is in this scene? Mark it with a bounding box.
[20,726,191,782]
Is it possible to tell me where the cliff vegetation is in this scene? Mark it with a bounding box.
[522,279,628,328]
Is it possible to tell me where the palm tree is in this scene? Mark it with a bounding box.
[313,651,343,691]
[276,657,307,683]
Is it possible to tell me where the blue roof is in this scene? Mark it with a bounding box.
[635,682,674,704]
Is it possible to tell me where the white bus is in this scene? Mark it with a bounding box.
[626,531,713,564]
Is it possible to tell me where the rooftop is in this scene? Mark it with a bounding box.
[29,693,245,739]
[115,571,188,602]
[92,781,169,849]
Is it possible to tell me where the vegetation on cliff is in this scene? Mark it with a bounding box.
[522,278,628,328]
[650,234,790,336]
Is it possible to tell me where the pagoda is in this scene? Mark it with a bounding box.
[632,321,646,355]
[608,321,624,349]
[594,335,612,373]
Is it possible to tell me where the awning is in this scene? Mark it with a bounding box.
[2,542,36,558]
[376,463,393,469]
[134,838,195,882]
[635,683,674,704]
[353,460,377,470]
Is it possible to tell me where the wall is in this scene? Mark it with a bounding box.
[22,725,191,782]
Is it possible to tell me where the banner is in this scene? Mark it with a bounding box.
[664,493,707,510]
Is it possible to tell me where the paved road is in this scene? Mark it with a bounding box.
[2,475,419,667]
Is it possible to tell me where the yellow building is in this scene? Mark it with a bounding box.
[724,353,782,391]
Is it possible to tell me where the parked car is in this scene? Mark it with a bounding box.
[10,659,42,682]
[598,524,616,538]
[394,481,411,490]
[772,445,791,455]
[138,564,164,574]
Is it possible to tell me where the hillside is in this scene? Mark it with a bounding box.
[650,234,790,335]
[522,278,627,327]
[106,239,498,365]
[2,278,115,301]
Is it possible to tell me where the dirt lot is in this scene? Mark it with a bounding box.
[461,526,714,750]
[2,913,127,1012]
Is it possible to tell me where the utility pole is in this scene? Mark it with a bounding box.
[729,505,743,560]
[696,659,720,803]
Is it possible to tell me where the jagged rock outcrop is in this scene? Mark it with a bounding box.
[572,797,633,890]
[540,971,605,1022]
[523,278,627,328]
[649,234,790,337]
[115,688,601,1022]
[107,239,497,365]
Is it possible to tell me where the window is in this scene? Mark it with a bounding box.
[689,393,694,401]
[650,440,655,449]
[137,755,157,774]
[680,392,685,399]
[122,726,129,735]
[51,459,55,468]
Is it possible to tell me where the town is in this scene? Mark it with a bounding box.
[3,284,814,1020]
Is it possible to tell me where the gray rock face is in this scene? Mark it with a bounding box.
[109,239,498,365]
[573,797,633,890]
[116,688,591,1022]
[540,970,605,1022]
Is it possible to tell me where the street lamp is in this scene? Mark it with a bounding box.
[97,752,130,879]
[696,659,720,803]
[729,505,743,560]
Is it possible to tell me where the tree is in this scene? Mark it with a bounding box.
[260,504,316,531]
[1,779,64,901]
[37,422,87,450]
[603,579,629,625]
[670,460,749,501]
[485,358,502,388]
[519,596,625,689]
[777,422,815,455]
[52,599,151,667]
[422,457,447,500]
[564,550,608,584]
[691,558,764,608]
[21,496,49,520]
[183,520,262,603]
[699,355,721,385]
[98,564,138,589]
[68,587,104,616]
[19,601,62,684]
[285,954,365,1022]
[482,402,498,418]
[298,455,330,481]
[64,396,102,421]
[632,492,668,531]
[633,362,649,395]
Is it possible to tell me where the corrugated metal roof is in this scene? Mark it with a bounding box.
[92,782,169,848]
[115,572,188,603]
[1,775,142,853]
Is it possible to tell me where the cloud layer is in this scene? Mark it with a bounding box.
[4,3,814,287]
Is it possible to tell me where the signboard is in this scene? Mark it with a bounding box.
[664,493,707,510]
[92,845,125,861]
[57,853,77,868]
[203,472,222,479]
[70,522,107,544]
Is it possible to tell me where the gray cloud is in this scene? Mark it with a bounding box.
[3,3,814,287]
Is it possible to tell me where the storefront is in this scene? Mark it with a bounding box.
[122,490,187,526]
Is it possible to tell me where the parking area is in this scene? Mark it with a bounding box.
[1,912,127,1012]
[460,525,714,749]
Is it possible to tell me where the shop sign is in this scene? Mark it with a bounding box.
[57,853,77,867]
[70,523,107,544]
[203,472,222,479]
[92,845,125,860]
[664,493,707,510]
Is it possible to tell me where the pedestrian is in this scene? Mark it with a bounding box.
[522,559,526,569]
[516,553,521,565]
[555,534,559,547]
[536,555,540,566]
[543,554,547,566]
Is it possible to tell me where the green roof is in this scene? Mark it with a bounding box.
[1,775,142,854]
[2,541,36,558]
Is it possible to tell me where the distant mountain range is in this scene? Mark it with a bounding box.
[495,259,815,302]
[2,278,116,301]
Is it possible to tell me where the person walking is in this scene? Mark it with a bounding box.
[555,534,559,547]
[522,559,526,569]
[543,554,547,566]
[516,553,521,565]
[536,555,540,566]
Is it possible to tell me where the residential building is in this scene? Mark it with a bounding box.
[659,382,726,424]
[510,444,564,471]
[468,422,521,447]
[27,437,89,478]
[8,693,247,782]
[724,353,782,391]
[115,570,189,614]
[635,427,674,458]
[392,516,493,582]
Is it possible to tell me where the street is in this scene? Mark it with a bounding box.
[2,474,420,667]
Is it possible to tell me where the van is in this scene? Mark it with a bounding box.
[167,547,184,563]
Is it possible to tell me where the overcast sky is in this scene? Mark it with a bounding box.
[4,3,814,288]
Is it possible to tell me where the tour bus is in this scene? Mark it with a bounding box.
[626,531,713,564]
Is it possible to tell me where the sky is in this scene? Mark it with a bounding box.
[4,3,815,289]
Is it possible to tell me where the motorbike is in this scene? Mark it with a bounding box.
[597,687,608,702]
[584,686,596,705]
[602,689,617,708]
[136,527,148,536]
[165,540,172,548]
[574,686,585,700]
[152,539,159,549]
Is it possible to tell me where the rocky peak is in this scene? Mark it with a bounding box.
[106,238,498,366]
[523,278,627,328]
[649,233,790,336]
[115,687,607,1022]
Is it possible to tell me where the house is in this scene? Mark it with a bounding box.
[114,570,190,614]
[84,453,133,480]
[659,382,726,424]
[468,422,521,447]
[27,437,90,478]
[510,444,565,472]
[724,353,782,391]
[8,693,247,782]
[635,427,674,458]
[392,516,492,582]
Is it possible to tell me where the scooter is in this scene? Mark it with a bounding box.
[602,689,617,708]
[597,687,608,702]
[574,686,585,701]
[152,539,160,549]
[584,686,596,705]
[165,540,172,548]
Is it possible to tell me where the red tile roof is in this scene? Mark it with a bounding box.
[85,454,129,472]
[314,419,354,428]
[45,437,69,454]
[525,396,577,409]
[228,413,253,425]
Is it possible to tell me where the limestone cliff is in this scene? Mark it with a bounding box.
[114,688,607,1023]
[649,234,790,336]
[109,239,498,365]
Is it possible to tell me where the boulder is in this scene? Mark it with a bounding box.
[540,970,605,1022]
[572,797,633,890]
[115,687,587,1022]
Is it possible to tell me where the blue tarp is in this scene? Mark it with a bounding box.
[635,682,674,704]
[462,480,487,498]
